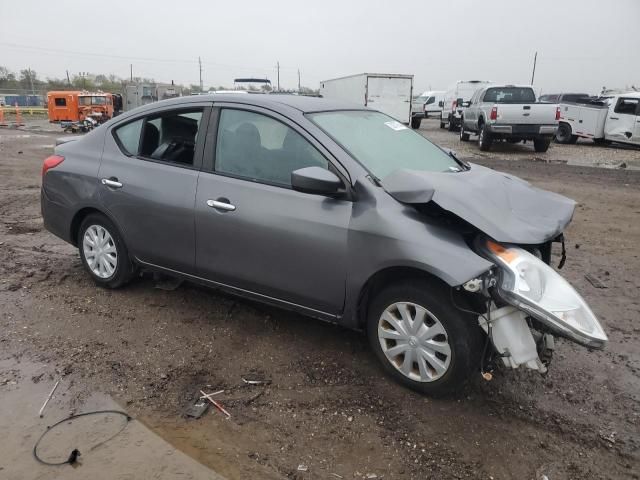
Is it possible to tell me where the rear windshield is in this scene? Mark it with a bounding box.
[483,87,536,103]
[308,110,461,180]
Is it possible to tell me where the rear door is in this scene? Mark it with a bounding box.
[194,105,352,315]
[605,97,640,145]
[99,104,209,272]
[367,76,412,123]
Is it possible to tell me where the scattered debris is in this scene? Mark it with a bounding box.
[200,390,231,419]
[185,396,209,419]
[585,273,608,289]
[199,389,224,400]
[330,474,343,479]
[297,464,309,472]
[38,379,60,418]
[242,377,269,385]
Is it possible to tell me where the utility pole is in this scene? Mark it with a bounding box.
[66,70,71,86]
[297,69,301,93]
[199,57,203,92]
[530,51,538,85]
[130,64,133,82]
[276,61,280,92]
[27,67,35,94]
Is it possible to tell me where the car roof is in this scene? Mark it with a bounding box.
[139,93,366,114]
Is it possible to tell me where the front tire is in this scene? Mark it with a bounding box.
[447,115,456,132]
[78,213,135,288]
[459,118,470,141]
[411,117,421,129]
[478,124,493,151]
[367,281,483,396]
[439,120,446,129]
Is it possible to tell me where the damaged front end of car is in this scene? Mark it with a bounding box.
[383,164,608,376]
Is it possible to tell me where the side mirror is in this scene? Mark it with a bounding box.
[456,98,464,107]
[291,166,343,195]
[438,101,444,107]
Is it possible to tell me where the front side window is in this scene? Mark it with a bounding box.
[309,110,460,180]
[614,98,639,115]
[425,96,435,105]
[215,109,328,187]
[482,87,536,103]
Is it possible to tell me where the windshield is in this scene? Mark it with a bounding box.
[483,87,536,103]
[308,110,461,180]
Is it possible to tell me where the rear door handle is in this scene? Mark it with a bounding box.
[101,178,123,189]
[207,199,236,212]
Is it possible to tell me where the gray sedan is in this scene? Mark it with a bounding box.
[41,94,607,395]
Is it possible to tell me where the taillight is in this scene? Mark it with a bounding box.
[42,155,64,177]
[490,106,498,121]
[555,106,561,121]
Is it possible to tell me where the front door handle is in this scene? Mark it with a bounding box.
[207,199,236,212]
[101,177,123,189]
[609,117,619,120]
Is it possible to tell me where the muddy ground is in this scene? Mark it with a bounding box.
[0,119,639,479]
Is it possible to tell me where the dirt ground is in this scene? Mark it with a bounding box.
[1,119,639,479]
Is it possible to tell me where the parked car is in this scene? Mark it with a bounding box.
[440,80,491,131]
[421,90,445,118]
[460,85,560,152]
[41,94,607,395]
[320,73,414,126]
[539,93,590,103]
[555,92,640,146]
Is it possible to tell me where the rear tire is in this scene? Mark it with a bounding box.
[478,124,493,151]
[440,120,446,129]
[534,137,551,152]
[411,117,422,130]
[78,213,135,289]
[367,280,484,396]
[555,122,576,144]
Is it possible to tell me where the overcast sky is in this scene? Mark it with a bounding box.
[1,0,638,95]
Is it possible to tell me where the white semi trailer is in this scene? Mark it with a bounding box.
[319,73,414,126]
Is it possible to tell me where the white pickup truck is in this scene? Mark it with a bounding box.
[460,85,560,152]
[555,92,640,146]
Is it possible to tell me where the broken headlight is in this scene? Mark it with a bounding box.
[480,239,608,349]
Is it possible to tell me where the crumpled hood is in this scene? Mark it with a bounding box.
[383,164,575,244]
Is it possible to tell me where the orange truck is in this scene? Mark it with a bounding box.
[47,91,116,123]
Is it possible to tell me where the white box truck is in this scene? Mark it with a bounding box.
[320,73,414,125]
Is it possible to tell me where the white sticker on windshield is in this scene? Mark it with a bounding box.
[384,120,408,131]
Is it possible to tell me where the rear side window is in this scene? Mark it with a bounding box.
[482,87,536,103]
[614,98,639,115]
[113,109,203,166]
[114,119,144,155]
[54,98,66,107]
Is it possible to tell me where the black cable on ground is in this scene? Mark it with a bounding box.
[33,409,132,466]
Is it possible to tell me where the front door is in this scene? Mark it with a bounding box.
[99,106,208,272]
[195,106,352,315]
[605,97,640,145]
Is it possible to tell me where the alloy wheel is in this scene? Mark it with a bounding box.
[83,224,118,279]
[378,302,452,382]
